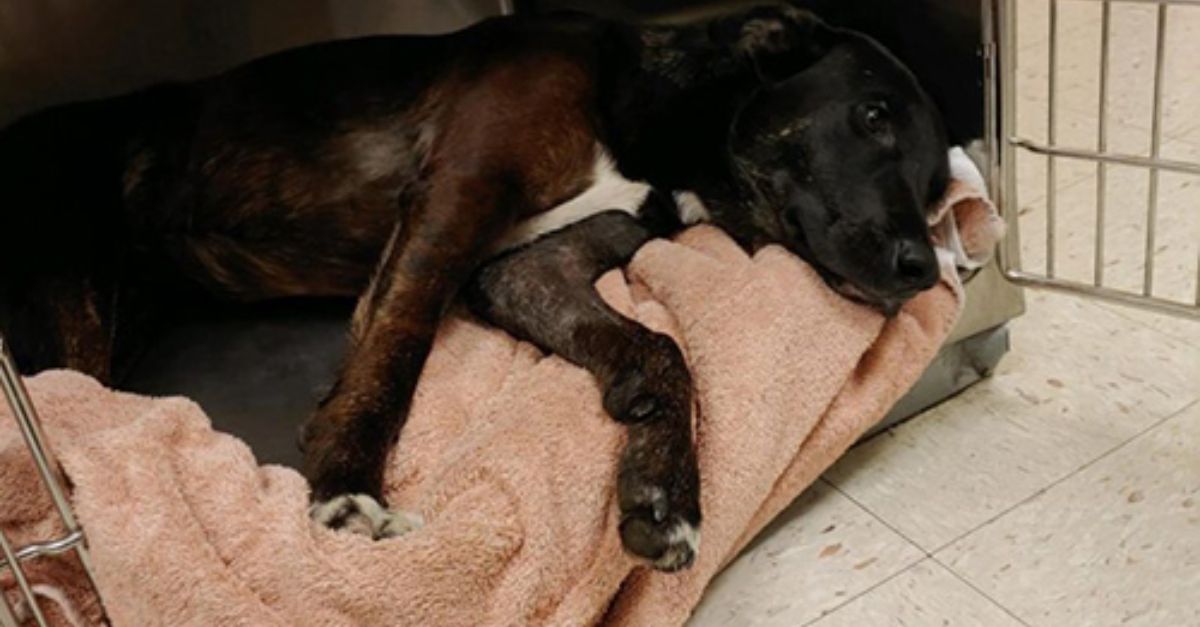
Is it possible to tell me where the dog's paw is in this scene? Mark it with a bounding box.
[308,493,423,540]
[619,498,701,572]
[617,463,702,572]
[603,334,691,425]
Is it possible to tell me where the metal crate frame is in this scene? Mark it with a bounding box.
[3,0,1198,624]
[0,339,106,626]
[984,0,1200,320]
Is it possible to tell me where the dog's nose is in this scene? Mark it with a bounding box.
[891,238,939,292]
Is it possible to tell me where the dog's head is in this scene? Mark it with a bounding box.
[712,6,950,314]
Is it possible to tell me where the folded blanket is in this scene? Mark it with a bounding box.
[0,149,1000,626]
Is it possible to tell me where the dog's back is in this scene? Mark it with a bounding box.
[1,94,129,266]
[3,15,616,295]
[0,33,431,292]
[0,14,614,375]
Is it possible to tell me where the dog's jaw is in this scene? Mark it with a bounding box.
[831,281,915,317]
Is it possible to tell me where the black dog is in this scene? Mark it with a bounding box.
[0,4,948,571]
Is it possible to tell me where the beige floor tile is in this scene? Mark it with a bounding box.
[940,401,1200,626]
[808,559,1023,627]
[1016,0,1052,52]
[688,482,923,627]
[823,290,1200,551]
[1100,302,1200,348]
[1159,5,1200,139]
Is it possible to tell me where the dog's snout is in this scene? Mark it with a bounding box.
[891,238,939,291]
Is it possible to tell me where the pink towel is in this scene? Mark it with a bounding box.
[1,158,1001,626]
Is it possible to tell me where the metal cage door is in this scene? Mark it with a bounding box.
[984,0,1200,320]
[0,339,106,626]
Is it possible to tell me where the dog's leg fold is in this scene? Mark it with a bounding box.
[465,211,700,572]
[301,173,514,536]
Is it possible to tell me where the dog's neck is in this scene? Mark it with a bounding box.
[597,20,782,249]
[598,22,756,188]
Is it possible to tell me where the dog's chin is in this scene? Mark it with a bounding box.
[787,240,911,316]
[831,281,911,317]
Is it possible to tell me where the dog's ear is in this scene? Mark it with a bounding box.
[710,4,838,84]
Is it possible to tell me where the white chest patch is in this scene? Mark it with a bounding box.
[494,147,653,252]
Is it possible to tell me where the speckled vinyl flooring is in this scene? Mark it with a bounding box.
[690,2,1200,625]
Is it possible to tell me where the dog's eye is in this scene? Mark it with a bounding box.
[858,102,891,137]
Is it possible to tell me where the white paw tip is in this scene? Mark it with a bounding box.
[309,493,422,540]
[655,520,700,571]
[666,520,700,553]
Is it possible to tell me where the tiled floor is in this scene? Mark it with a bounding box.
[690,1,1200,625]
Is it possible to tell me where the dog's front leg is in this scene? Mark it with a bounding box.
[465,211,700,572]
[302,173,513,539]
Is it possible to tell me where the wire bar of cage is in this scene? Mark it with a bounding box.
[1006,270,1200,318]
[0,527,47,627]
[988,0,1200,320]
[0,532,87,570]
[1095,0,1111,285]
[993,0,1021,287]
[1046,0,1059,278]
[0,337,107,625]
[982,0,1002,203]
[1143,4,1168,296]
[1008,140,1200,176]
[0,588,19,627]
